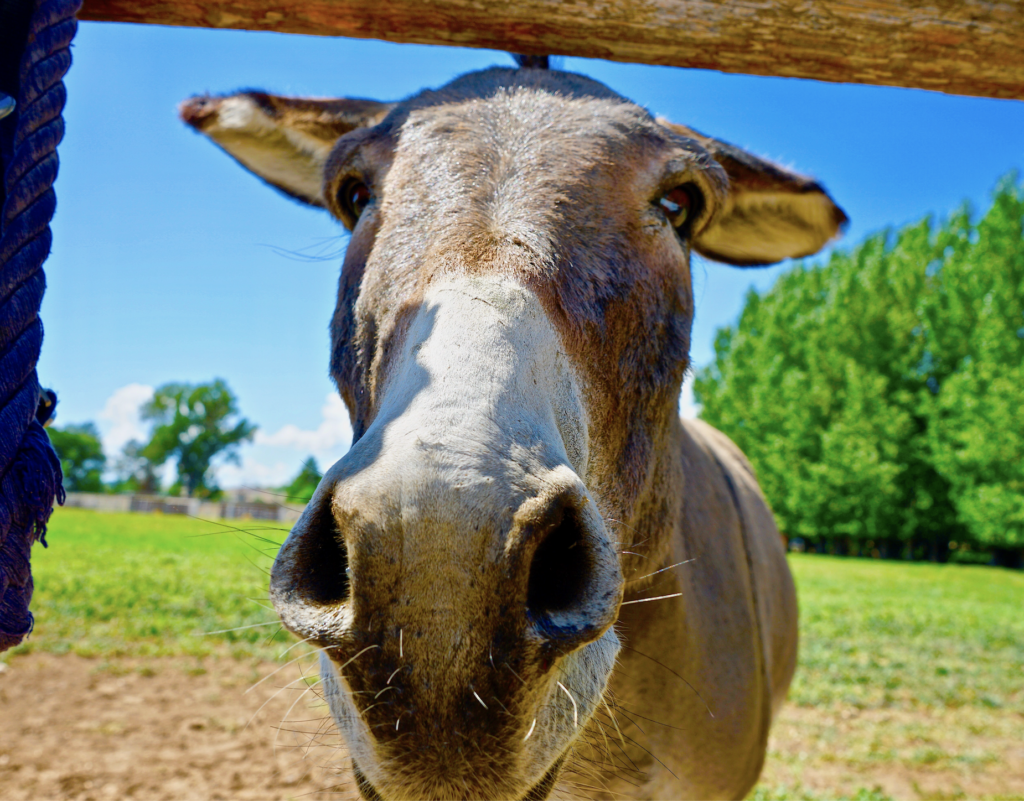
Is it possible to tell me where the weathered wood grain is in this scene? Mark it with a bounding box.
[78,1,1024,100]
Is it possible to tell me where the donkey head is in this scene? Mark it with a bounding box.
[182,66,844,801]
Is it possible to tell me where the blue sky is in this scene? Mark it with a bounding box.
[38,22,1024,488]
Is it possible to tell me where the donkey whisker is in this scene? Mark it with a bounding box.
[557,682,579,728]
[633,558,696,582]
[618,643,714,718]
[200,620,280,635]
[620,592,683,606]
[245,671,324,732]
[492,695,511,715]
[336,644,379,674]
[503,662,526,685]
[246,641,324,695]
[278,634,320,660]
[602,697,628,749]
[274,678,322,755]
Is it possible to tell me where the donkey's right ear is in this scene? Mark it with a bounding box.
[180,92,393,208]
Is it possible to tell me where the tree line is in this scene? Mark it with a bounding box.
[695,175,1024,567]
[47,379,322,503]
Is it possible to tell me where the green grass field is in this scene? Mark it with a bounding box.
[5,508,1023,800]
[788,555,1023,716]
[764,556,1023,801]
[5,508,294,660]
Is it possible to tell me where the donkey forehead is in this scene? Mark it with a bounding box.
[328,78,725,202]
[400,90,661,156]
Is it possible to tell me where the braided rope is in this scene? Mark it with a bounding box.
[0,0,79,652]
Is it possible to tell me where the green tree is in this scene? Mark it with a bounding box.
[283,456,321,503]
[695,175,1023,561]
[110,439,161,494]
[47,423,106,493]
[142,380,256,498]
[923,176,1024,565]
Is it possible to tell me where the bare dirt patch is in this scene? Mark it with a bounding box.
[3,653,1023,800]
[0,652,354,801]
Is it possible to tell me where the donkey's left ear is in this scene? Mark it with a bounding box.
[180,92,394,207]
[660,120,848,266]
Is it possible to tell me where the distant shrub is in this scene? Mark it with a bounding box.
[47,423,106,493]
[282,456,321,504]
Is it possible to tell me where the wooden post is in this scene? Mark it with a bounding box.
[79,0,1024,100]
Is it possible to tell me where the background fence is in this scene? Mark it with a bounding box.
[62,491,305,523]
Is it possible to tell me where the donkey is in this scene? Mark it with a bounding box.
[181,63,845,801]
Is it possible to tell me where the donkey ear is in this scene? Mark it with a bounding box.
[660,121,848,266]
[180,92,394,208]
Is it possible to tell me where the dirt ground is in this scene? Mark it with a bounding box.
[0,653,354,801]
[2,653,1022,801]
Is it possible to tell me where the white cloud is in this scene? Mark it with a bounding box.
[97,383,154,457]
[215,393,353,489]
[255,393,353,456]
[216,456,295,488]
[679,373,701,420]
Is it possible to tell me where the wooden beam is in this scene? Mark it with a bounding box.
[79,0,1024,101]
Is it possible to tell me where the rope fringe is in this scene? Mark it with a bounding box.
[0,0,79,652]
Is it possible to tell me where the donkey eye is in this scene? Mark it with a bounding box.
[339,179,372,223]
[656,184,702,232]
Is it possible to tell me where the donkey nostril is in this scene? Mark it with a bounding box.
[294,506,350,606]
[526,503,592,619]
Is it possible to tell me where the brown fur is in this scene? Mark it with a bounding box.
[181,66,844,800]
